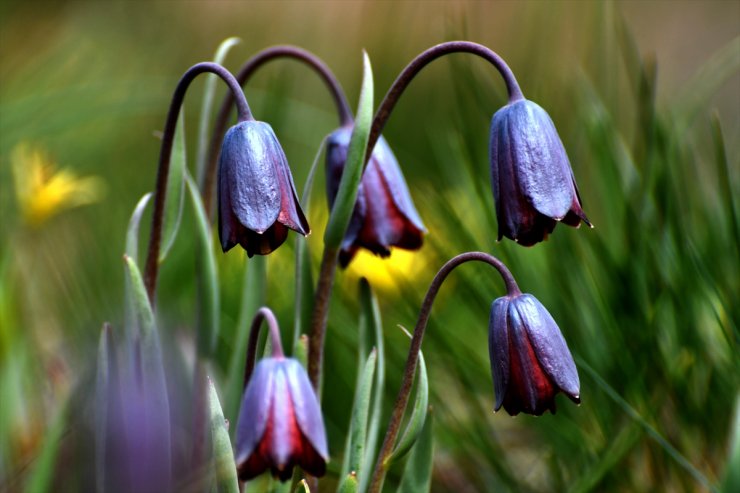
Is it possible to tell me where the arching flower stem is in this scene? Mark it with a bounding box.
[367,251,520,493]
[202,45,353,217]
[365,40,524,165]
[143,62,252,304]
[307,42,523,394]
[243,307,285,389]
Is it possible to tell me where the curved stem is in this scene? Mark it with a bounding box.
[367,251,520,493]
[365,40,524,164]
[202,45,353,217]
[143,62,251,304]
[243,307,284,389]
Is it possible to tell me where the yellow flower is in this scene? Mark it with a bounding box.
[11,143,105,227]
[345,248,427,293]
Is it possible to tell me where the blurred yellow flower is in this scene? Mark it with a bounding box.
[11,143,105,227]
[345,247,427,292]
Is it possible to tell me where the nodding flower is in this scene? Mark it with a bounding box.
[489,292,580,416]
[490,99,590,246]
[234,309,328,483]
[218,120,309,256]
[326,126,426,267]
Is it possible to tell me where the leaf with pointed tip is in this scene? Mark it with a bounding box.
[337,472,359,493]
[124,193,152,342]
[359,279,385,493]
[160,111,187,262]
[196,37,241,184]
[324,52,373,248]
[185,171,220,357]
[344,349,377,488]
[208,378,239,493]
[387,327,428,466]
[397,410,434,493]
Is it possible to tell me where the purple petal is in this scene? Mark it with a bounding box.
[235,358,276,465]
[489,297,511,411]
[512,294,580,400]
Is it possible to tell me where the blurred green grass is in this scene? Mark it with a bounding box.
[1,1,738,492]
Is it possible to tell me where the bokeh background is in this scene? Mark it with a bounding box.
[1,1,738,492]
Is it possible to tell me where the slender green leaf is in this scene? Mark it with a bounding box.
[197,37,241,185]
[160,111,187,262]
[125,193,152,264]
[337,472,359,493]
[387,327,428,466]
[23,400,69,493]
[185,171,220,357]
[324,51,373,248]
[343,349,377,489]
[359,279,385,493]
[208,377,239,493]
[396,410,434,493]
[124,193,152,342]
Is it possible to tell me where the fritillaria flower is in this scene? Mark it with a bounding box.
[235,356,328,481]
[326,126,426,267]
[490,99,590,246]
[489,292,580,416]
[218,120,309,256]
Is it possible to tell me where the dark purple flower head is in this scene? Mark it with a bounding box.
[489,292,580,416]
[218,120,309,256]
[326,126,426,267]
[235,356,328,482]
[490,99,590,246]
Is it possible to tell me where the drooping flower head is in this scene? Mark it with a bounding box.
[489,292,580,416]
[235,356,328,482]
[218,120,309,256]
[326,126,426,267]
[490,99,590,246]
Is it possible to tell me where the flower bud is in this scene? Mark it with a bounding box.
[489,293,580,416]
[326,126,426,267]
[490,99,589,246]
[235,357,328,481]
[218,121,309,256]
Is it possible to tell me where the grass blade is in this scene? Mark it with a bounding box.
[396,409,434,493]
[160,111,187,262]
[208,377,239,493]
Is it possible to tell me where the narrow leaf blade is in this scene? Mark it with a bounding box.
[324,52,373,248]
[160,111,187,262]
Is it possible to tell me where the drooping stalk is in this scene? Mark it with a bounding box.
[307,43,523,394]
[243,307,284,389]
[367,252,520,493]
[202,45,353,217]
[143,62,252,305]
[365,40,523,164]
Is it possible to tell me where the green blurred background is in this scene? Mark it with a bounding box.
[1,1,738,492]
